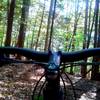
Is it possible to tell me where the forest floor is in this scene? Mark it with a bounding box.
[0,64,100,100]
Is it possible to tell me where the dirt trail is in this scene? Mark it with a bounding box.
[0,64,100,100]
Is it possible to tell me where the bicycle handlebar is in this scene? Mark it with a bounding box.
[0,47,49,62]
[62,48,100,62]
[0,47,100,63]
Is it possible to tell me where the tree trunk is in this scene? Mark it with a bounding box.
[44,0,54,51]
[67,0,80,74]
[93,0,99,48]
[98,16,100,47]
[87,15,95,48]
[91,0,99,80]
[35,2,45,50]
[48,0,57,50]
[16,0,30,48]
[87,0,93,48]
[5,0,16,46]
[67,0,80,51]
[30,6,40,49]
[30,18,37,49]
[81,0,89,78]
[70,41,75,74]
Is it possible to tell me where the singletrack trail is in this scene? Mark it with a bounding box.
[0,64,100,100]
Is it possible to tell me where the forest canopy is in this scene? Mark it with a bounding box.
[0,0,100,51]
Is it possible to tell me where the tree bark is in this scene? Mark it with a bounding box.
[67,0,80,74]
[87,0,93,48]
[16,0,30,48]
[93,0,99,48]
[48,0,57,50]
[35,2,45,50]
[67,0,80,51]
[30,18,37,49]
[91,0,99,80]
[5,0,16,46]
[30,6,41,49]
[81,0,89,78]
[44,0,54,51]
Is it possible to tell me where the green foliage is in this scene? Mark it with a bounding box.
[0,0,96,50]
[74,32,84,50]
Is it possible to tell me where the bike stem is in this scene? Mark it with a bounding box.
[43,51,64,100]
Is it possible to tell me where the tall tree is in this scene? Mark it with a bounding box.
[30,18,37,49]
[16,0,30,47]
[98,16,100,47]
[81,0,89,78]
[5,0,16,46]
[87,0,95,48]
[44,0,54,51]
[48,0,57,50]
[35,1,45,50]
[30,5,41,49]
[91,0,99,80]
[67,0,80,74]
[67,0,80,51]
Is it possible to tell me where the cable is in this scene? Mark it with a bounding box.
[37,80,46,100]
[32,74,45,100]
[60,74,67,100]
[63,72,77,100]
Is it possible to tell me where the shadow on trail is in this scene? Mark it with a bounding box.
[68,78,100,100]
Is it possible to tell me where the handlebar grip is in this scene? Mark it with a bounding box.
[61,48,100,62]
[0,47,49,62]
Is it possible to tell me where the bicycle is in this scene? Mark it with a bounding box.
[0,47,100,100]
